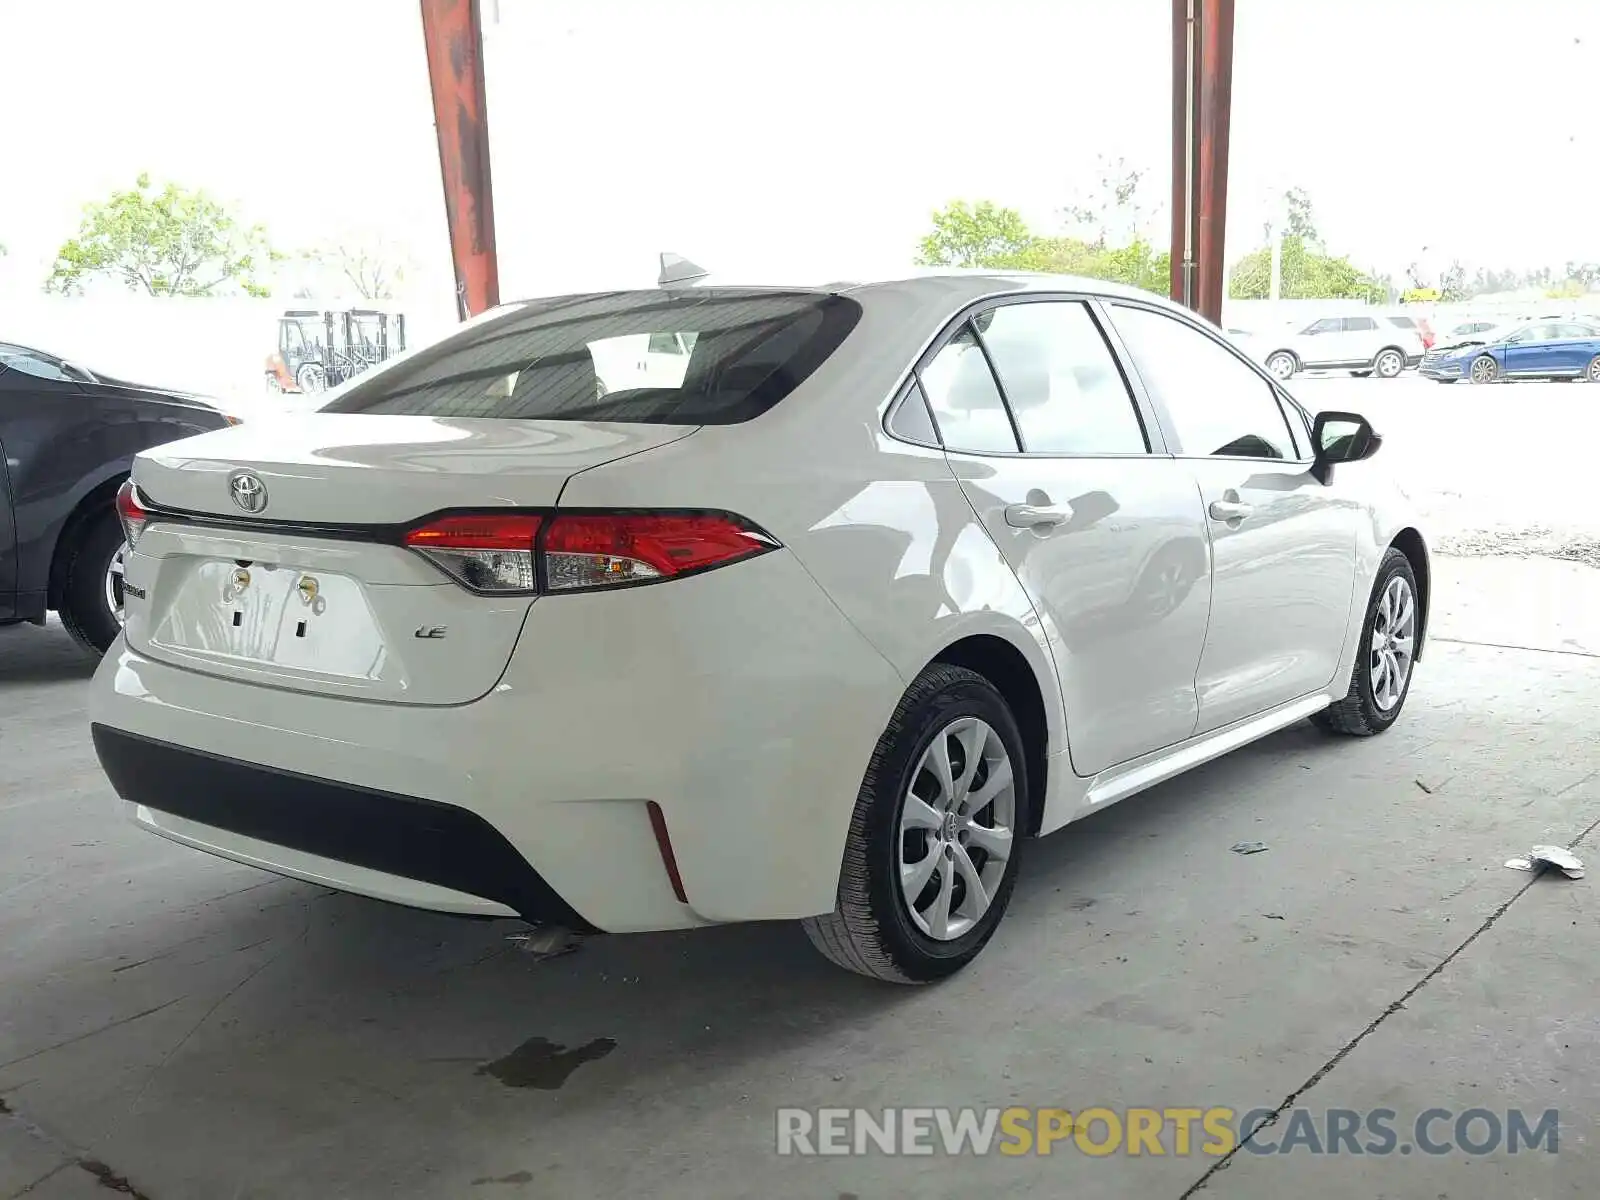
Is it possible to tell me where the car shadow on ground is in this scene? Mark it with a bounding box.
[0,708,1343,1126]
[0,621,1415,1137]
[0,622,97,685]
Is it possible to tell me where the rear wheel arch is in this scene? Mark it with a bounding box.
[1389,527,1430,660]
[47,473,127,611]
[929,634,1050,836]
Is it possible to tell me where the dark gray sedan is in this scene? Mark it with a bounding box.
[0,342,235,653]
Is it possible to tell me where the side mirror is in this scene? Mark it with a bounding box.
[1311,410,1381,484]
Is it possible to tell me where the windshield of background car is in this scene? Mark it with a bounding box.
[0,345,74,381]
[320,289,863,425]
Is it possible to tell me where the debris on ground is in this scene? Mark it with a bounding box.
[1415,779,1433,794]
[507,927,581,960]
[1230,841,1269,855]
[1262,913,1286,920]
[1505,845,1585,879]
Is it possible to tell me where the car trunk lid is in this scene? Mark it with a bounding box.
[124,416,696,705]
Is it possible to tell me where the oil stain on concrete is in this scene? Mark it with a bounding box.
[476,1036,617,1090]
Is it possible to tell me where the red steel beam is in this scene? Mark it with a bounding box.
[1170,0,1235,323]
[420,0,499,319]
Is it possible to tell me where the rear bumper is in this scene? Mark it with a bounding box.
[93,724,592,928]
[89,549,907,932]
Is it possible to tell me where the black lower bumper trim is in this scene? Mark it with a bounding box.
[91,724,595,932]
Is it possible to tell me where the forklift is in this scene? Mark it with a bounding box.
[264,308,407,395]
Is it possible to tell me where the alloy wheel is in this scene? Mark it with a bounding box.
[1470,356,1497,384]
[105,543,127,627]
[898,717,1017,941]
[1370,575,1416,712]
[1376,350,1403,378]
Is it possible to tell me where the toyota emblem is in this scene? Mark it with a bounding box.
[229,470,268,514]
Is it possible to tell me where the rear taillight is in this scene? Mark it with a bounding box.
[542,513,774,591]
[115,480,148,548]
[401,511,776,595]
[404,513,542,593]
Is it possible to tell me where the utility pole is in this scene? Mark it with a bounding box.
[1268,216,1283,301]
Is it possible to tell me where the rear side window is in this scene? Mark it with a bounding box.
[1386,316,1416,329]
[918,324,1018,454]
[1343,316,1378,332]
[978,301,1147,454]
[322,289,861,425]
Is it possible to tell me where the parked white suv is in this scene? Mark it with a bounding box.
[1261,314,1426,380]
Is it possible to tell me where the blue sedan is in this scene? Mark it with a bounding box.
[1419,320,1600,383]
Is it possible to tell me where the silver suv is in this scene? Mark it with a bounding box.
[1261,314,1427,380]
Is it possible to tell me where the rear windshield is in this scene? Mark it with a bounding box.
[321,289,861,424]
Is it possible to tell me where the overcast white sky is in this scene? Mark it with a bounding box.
[3,0,1598,303]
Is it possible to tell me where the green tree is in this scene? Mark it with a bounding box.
[1062,155,1150,248]
[1228,236,1383,302]
[916,190,1169,297]
[1283,186,1319,243]
[915,200,1037,267]
[46,173,277,297]
[1439,260,1468,303]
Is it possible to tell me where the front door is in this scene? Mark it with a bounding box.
[1106,302,1361,732]
[1297,317,1346,369]
[918,298,1212,777]
[1503,323,1561,377]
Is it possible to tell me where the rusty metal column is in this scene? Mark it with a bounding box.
[421,0,499,320]
[1171,0,1235,323]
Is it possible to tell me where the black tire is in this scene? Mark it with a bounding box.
[1434,378,1459,384]
[1311,547,1419,737]
[57,509,126,655]
[1469,354,1499,384]
[802,663,1031,983]
[1372,348,1405,378]
[1266,352,1297,381]
[296,362,326,393]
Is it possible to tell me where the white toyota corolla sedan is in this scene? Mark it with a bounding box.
[89,271,1429,983]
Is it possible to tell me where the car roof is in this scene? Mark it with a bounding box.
[557,268,1184,312]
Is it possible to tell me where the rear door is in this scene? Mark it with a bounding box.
[923,296,1211,776]
[1341,315,1381,365]
[1546,323,1598,375]
[0,369,18,614]
[1106,302,1360,733]
[1503,324,1559,376]
[0,351,107,612]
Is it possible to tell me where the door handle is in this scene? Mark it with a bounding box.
[1004,502,1073,528]
[1208,499,1253,523]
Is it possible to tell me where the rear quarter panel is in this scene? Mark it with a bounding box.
[7,385,228,598]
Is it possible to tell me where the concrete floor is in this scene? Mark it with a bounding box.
[3,381,1599,1198]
